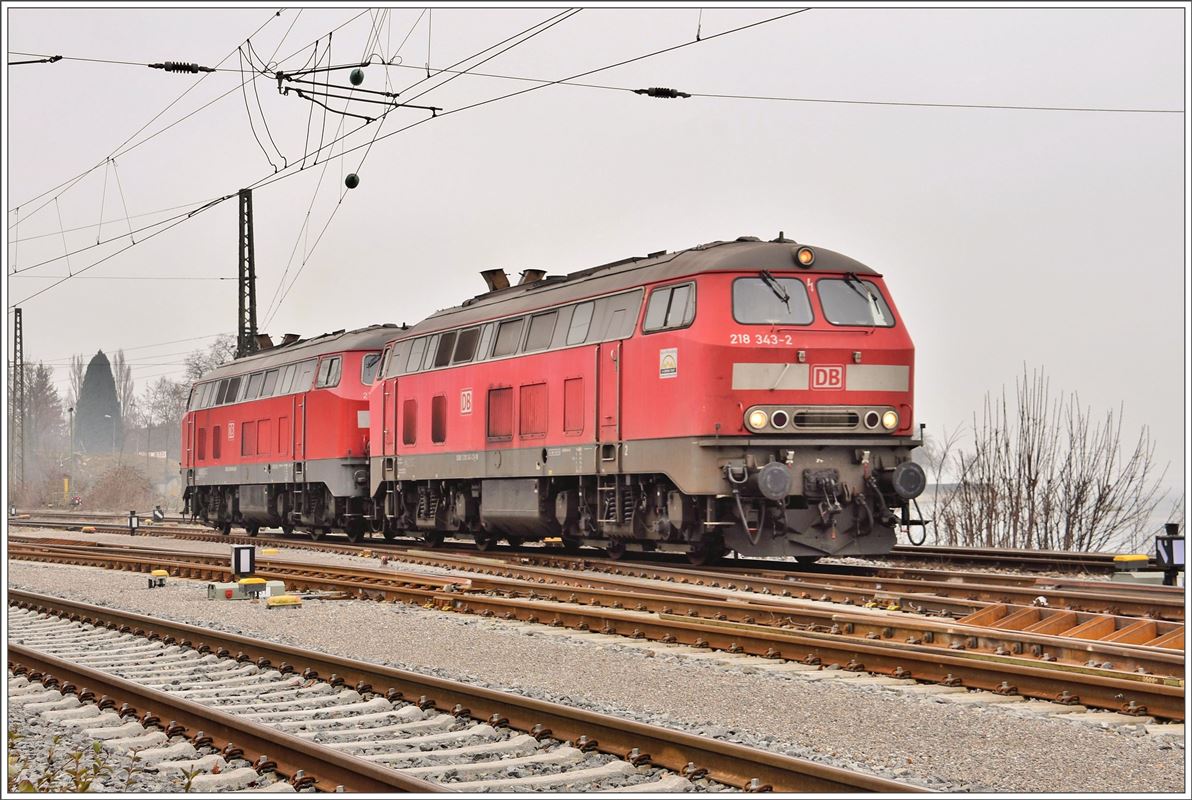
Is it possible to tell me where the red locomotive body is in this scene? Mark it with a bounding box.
[366,237,926,562]
[181,326,394,538]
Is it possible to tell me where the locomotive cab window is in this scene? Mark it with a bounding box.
[643,282,696,333]
[733,276,813,325]
[816,278,896,327]
[361,353,382,384]
[316,356,342,388]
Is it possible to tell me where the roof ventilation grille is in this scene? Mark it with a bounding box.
[518,269,547,285]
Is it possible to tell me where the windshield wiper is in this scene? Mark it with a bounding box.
[759,270,790,311]
[842,272,887,326]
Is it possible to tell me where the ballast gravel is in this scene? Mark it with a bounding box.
[7,558,1185,793]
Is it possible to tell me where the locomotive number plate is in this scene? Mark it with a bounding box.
[729,332,793,345]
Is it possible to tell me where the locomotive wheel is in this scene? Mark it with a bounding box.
[506,537,524,549]
[382,527,398,541]
[281,525,294,536]
[687,539,725,566]
[245,523,260,538]
[561,536,583,553]
[605,540,629,560]
[309,528,325,541]
[345,520,366,544]
[475,533,499,551]
[423,531,445,548]
[795,556,822,565]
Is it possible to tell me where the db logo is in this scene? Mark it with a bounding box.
[460,389,473,416]
[811,365,844,390]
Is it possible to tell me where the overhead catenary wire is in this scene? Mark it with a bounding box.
[263,8,583,324]
[6,8,370,221]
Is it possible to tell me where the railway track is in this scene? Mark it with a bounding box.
[9,536,1184,721]
[11,517,1183,622]
[12,510,1154,575]
[8,591,915,793]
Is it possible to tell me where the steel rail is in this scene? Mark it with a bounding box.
[11,540,1183,675]
[11,521,1181,621]
[8,547,1183,719]
[7,643,446,793]
[7,591,918,793]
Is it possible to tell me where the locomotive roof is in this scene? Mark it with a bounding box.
[401,238,880,339]
[198,325,398,382]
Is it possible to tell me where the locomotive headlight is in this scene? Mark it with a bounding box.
[881,410,899,430]
[795,246,815,267]
[747,409,769,430]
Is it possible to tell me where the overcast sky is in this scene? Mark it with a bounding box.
[4,4,1188,498]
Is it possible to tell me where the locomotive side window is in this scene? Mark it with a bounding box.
[215,379,230,405]
[402,398,417,445]
[431,394,447,443]
[642,282,695,333]
[422,335,441,371]
[732,277,813,325]
[567,302,594,345]
[816,278,896,327]
[434,332,457,368]
[212,425,222,459]
[316,356,342,388]
[492,318,524,358]
[261,369,279,396]
[452,328,481,364]
[276,364,295,395]
[224,377,242,405]
[386,341,411,377]
[524,311,557,352]
[487,387,513,440]
[476,323,495,361]
[361,353,382,384]
[404,338,427,374]
[291,359,317,391]
[245,372,265,401]
[197,428,207,461]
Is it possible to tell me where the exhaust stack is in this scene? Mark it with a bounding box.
[481,268,510,292]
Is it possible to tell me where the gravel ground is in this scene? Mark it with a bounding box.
[6,560,1184,793]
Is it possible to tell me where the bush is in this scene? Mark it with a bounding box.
[82,463,156,512]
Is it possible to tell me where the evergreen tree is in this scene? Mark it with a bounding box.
[76,350,122,453]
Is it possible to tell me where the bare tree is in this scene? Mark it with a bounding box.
[67,354,86,409]
[918,424,965,545]
[112,349,136,421]
[184,334,236,381]
[936,367,1166,552]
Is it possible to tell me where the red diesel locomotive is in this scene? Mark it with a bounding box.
[182,235,927,562]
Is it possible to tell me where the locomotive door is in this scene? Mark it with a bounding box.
[293,395,306,462]
[597,341,621,446]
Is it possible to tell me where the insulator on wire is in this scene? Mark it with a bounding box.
[149,61,215,74]
[633,87,691,99]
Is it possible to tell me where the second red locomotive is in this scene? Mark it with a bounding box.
[182,235,927,562]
